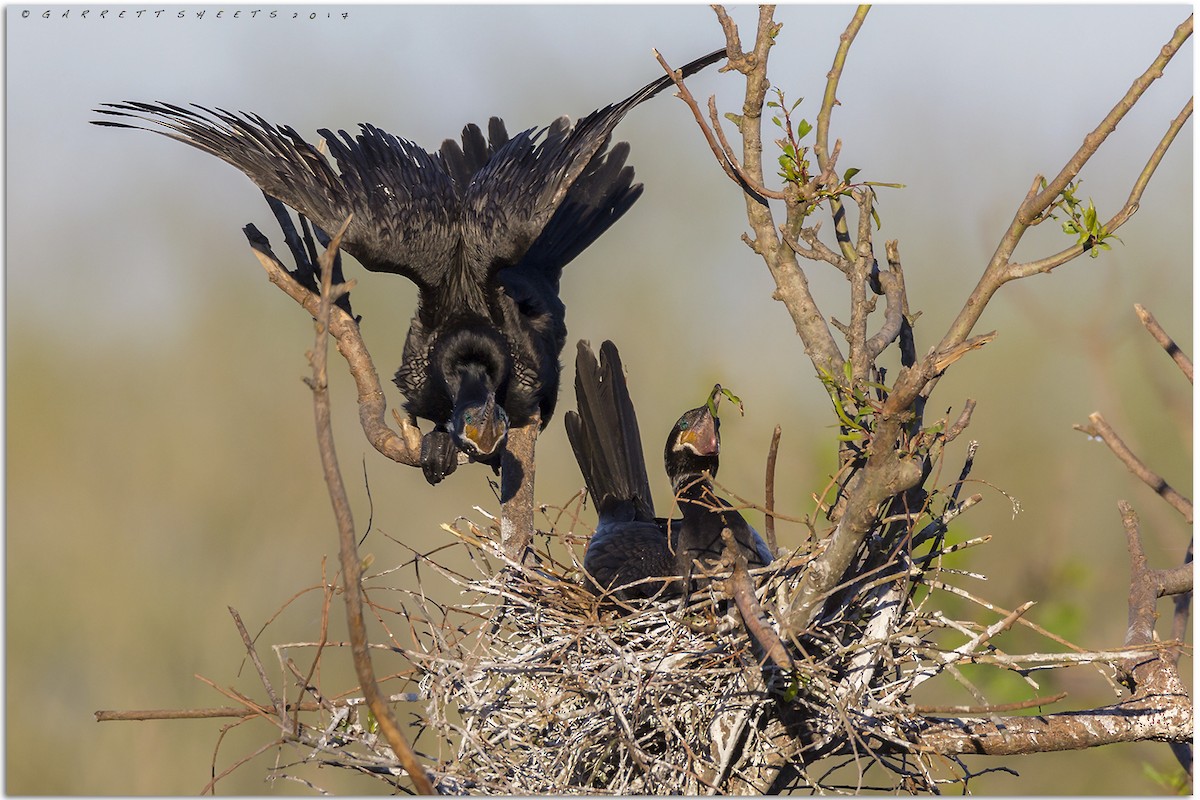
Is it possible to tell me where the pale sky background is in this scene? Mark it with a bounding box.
[7,4,1194,795]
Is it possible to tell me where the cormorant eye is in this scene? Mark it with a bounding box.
[678,419,689,430]
[464,412,474,425]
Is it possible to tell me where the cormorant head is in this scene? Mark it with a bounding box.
[453,394,510,462]
[665,385,723,486]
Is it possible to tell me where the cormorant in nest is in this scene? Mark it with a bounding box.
[93,48,725,484]
[565,340,772,602]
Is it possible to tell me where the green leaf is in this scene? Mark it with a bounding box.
[843,167,861,183]
[772,116,783,128]
[707,384,744,417]
[797,119,813,139]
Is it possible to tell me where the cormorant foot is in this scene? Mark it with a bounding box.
[421,430,459,485]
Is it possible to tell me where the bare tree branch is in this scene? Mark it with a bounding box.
[305,215,434,794]
[228,606,293,737]
[938,15,1192,353]
[499,418,540,561]
[243,222,424,467]
[764,425,782,554]
[1075,411,1193,523]
[815,4,871,264]
[653,48,782,203]
[95,692,422,722]
[710,4,846,377]
[722,527,793,674]
[1136,302,1193,383]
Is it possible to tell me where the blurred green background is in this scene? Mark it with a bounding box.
[7,4,1192,794]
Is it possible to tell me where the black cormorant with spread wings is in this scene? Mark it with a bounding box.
[565,340,772,602]
[93,48,726,484]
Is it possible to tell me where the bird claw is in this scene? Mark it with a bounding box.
[421,430,459,485]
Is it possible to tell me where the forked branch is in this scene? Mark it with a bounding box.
[939,16,1193,353]
[243,216,423,467]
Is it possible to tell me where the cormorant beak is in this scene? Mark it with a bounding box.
[676,405,719,457]
[456,395,509,460]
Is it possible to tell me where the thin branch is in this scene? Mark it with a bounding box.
[652,49,782,203]
[764,425,782,553]
[1008,96,1194,280]
[307,215,434,794]
[95,692,423,722]
[911,692,1068,715]
[1136,302,1193,383]
[815,4,871,263]
[846,187,875,383]
[864,240,908,361]
[1075,412,1192,523]
[722,527,794,674]
[938,16,1192,353]
[228,607,292,736]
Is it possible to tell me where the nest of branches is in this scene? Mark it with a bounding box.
[297,468,1073,795]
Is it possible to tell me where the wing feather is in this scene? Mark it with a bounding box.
[93,102,459,290]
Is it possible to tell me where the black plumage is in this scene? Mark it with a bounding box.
[93,48,726,484]
[565,341,773,603]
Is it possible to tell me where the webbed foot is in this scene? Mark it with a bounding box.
[420,429,459,485]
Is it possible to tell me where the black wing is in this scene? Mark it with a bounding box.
[92,47,726,293]
[93,103,460,292]
[458,47,726,284]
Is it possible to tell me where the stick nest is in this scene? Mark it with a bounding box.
[284,495,1087,794]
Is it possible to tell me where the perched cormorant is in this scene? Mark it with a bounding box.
[93,48,726,484]
[663,388,775,589]
[565,340,772,602]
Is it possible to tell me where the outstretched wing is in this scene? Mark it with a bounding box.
[458,47,727,284]
[92,103,460,291]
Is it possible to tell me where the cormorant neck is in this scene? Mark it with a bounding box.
[670,467,715,499]
[452,362,495,407]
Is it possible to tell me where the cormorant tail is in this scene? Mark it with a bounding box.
[564,340,655,521]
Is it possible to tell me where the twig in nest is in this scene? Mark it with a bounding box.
[229,606,293,736]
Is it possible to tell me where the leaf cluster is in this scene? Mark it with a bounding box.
[1041,179,1123,258]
